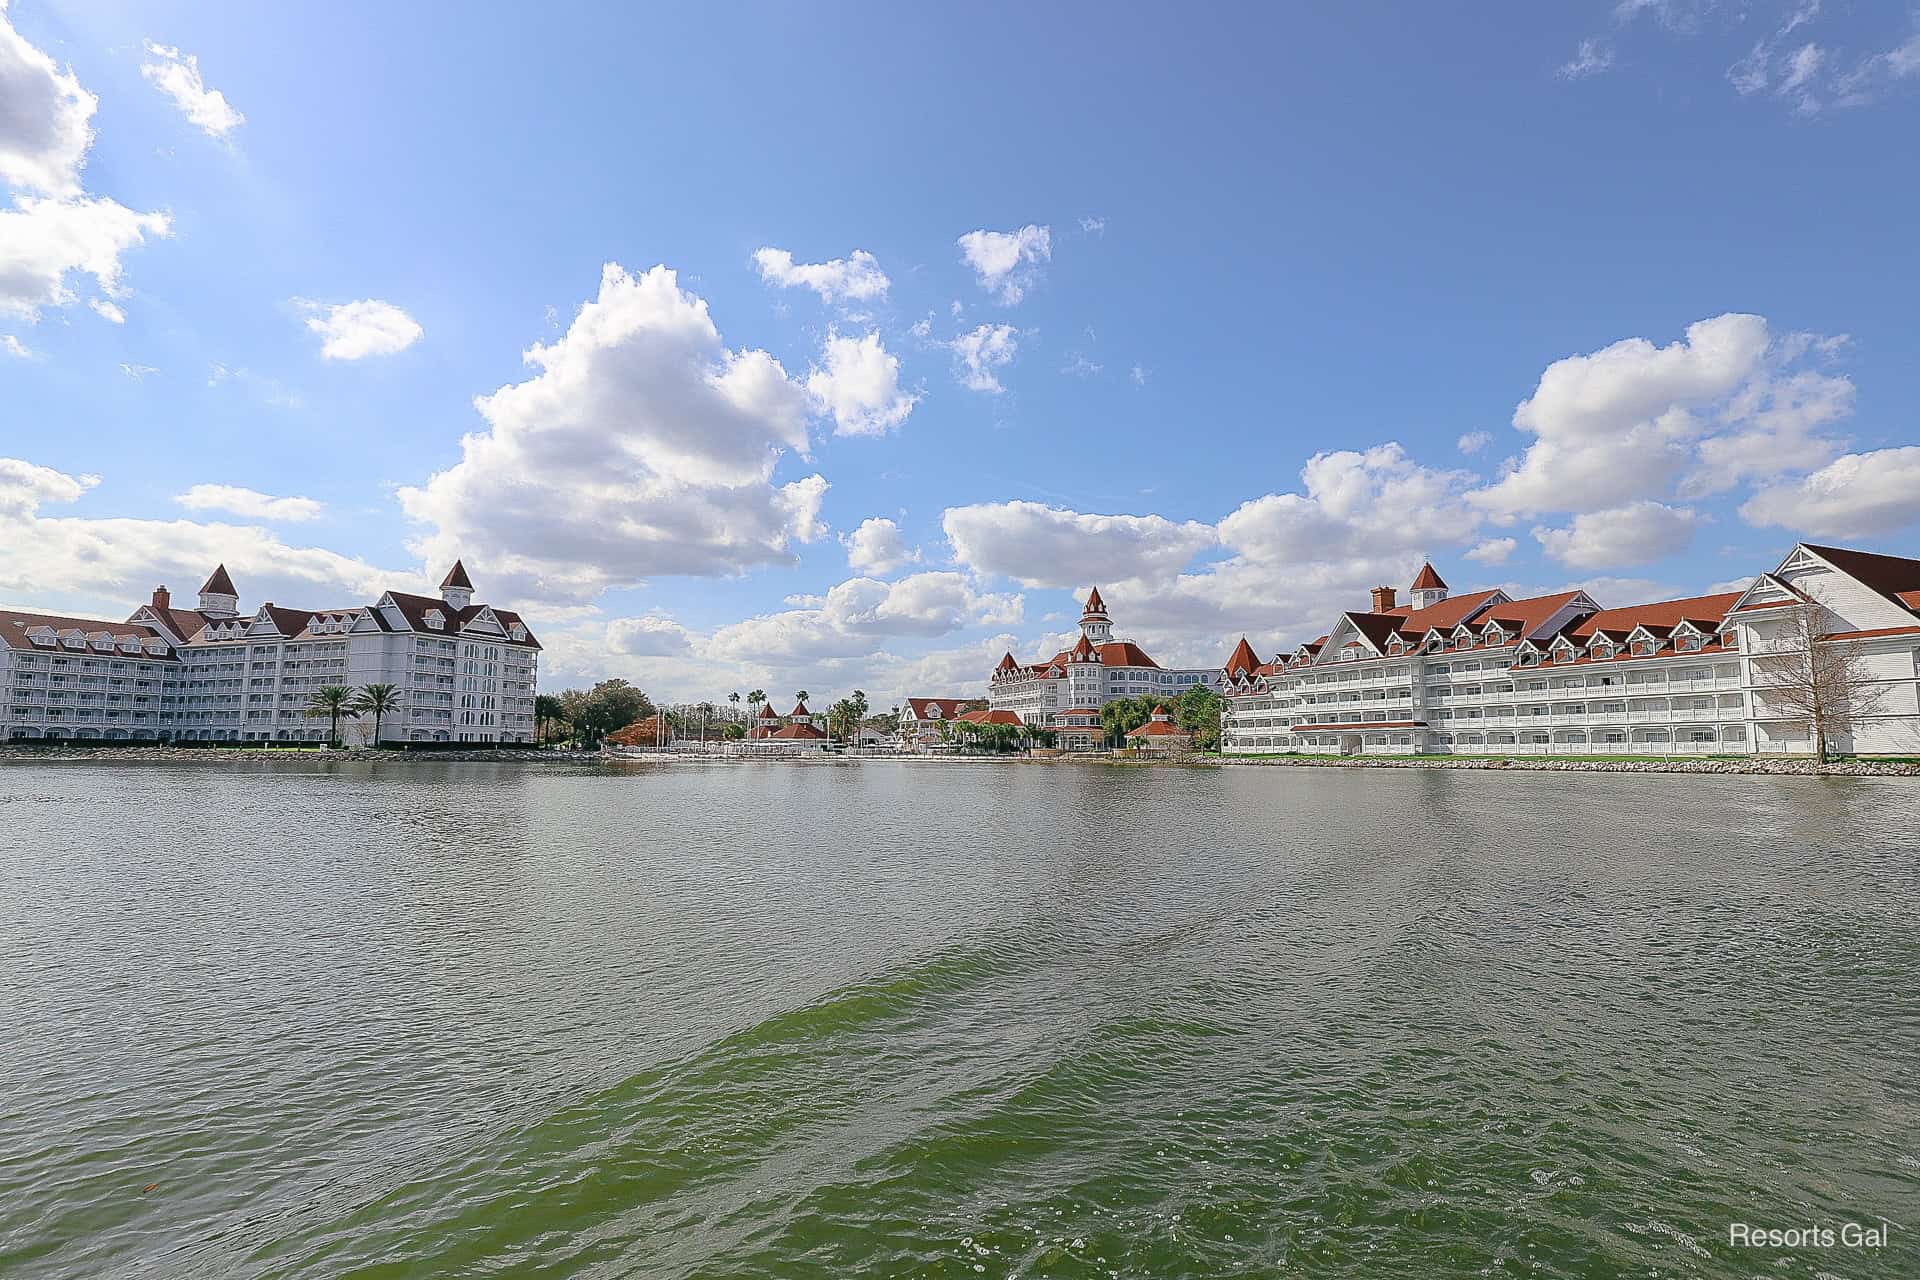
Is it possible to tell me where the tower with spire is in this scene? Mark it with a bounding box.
[439,560,475,611]
[197,565,240,618]
[1079,587,1113,644]
[1408,561,1448,611]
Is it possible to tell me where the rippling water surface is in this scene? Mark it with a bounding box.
[1,759,1915,1278]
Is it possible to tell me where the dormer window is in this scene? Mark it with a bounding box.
[510,623,527,641]
[1633,639,1654,656]
[425,609,445,630]
[27,626,54,646]
[1679,635,1702,651]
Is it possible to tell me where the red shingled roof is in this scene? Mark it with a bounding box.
[905,697,972,720]
[1479,591,1588,636]
[956,708,1024,726]
[1222,636,1261,678]
[440,560,474,591]
[200,564,237,596]
[767,722,828,740]
[1411,561,1446,590]
[0,609,176,657]
[1566,592,1741,641]
[1083,587,1107,615]
[1389,588,1504,636]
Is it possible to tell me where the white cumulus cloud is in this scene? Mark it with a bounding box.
[841,517,919,575]
[950,323,1019,394]
[807,330,918,436]
[0,4,95,196]
[0,455,407,614]
[957,224,1050,304]
[1740,447,1920,538]
[751,247,889,303]
[398,262,828,603]
[1532,500,1699,570]
[1473,314,1853,518]
[1465,536,1517,565]
[944,501,1218,589]
[295,298,423,360]
[175,484,323,523]
[140,41,244,138]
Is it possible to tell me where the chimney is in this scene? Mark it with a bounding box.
[151,585,170,613]
[1370,586,1397,613]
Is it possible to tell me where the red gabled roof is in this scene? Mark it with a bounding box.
[200,564,237,596]
[1479,591,1588,637]
[768,722,828,740]
[756,701,781,718]
[1222,636,1261,678]
[995,651,1018,671]
[440,560,474,591]
[1411,561,1447,591]
[1803,544,1920,616]
[1128,714,1186,737]
[1083,587,1107,615]
[905,697,971,719]
[789,698,811,717]
[956,708,1024,726]
[1393,588,1503,637]
[0,609,176,657]
[1342,613,1407,652]
[1566,592,1741,641]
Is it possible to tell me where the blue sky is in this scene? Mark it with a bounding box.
[4,0,1918,704]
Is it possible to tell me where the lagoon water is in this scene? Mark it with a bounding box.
[1,759,1915,1279]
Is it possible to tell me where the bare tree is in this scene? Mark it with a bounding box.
[1747,598,1889,768]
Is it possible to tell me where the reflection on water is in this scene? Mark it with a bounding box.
[0,760,1913,1278]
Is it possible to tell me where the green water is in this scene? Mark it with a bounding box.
[0,760,1914,1278]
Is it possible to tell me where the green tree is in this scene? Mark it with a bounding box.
[305,684,359,747]
[575,678,651,748]
[829,689,869,744]
[534,693,568,744]
[352,683,403,746]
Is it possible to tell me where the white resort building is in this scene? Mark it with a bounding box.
[988,589,1215,744]
[1,561,540,745]
[1220,544,1920,758]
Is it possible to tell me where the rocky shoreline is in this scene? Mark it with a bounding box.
[0,745,606,765]
[1215,754,1920,777]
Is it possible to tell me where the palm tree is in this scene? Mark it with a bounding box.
[305,684,358,747]
[352,683,403,747]
[534,693,567,745]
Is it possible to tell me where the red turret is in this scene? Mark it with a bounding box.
[1223,636,1260,678]
[1411,561,1447,591]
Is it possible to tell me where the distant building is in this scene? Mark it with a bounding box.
[1126,703,1191,752]
[2,560,539,744]
[748,698,828,746]
[898,696,976,750]
[988,588,1214,736]
[1220,543,1920,757]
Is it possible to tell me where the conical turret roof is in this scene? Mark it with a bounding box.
[1082,586,1108,616]
[1411,561,1447,591]
[440,560,474,591]
[1223,636,1260,677]
[200,564,237,596]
